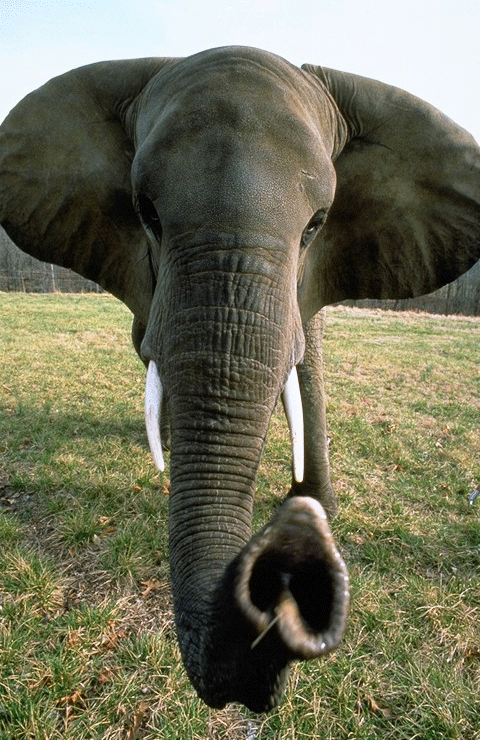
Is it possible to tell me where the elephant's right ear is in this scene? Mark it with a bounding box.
[0,58,177,319]
[302,65,480,307]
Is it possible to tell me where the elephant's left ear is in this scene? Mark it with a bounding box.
[0,58,177,320]
[302,65,480,305]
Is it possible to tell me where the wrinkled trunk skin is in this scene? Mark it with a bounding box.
[147,246,348,711]
[166,355,275,703]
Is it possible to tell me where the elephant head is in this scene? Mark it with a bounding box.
[1,46,479,712]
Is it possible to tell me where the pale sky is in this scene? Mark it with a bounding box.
[0,0,479,142]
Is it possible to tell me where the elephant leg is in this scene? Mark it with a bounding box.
[132,316,170,450]
[289,310,337,519]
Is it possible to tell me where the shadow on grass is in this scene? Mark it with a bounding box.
[2,401,147,443]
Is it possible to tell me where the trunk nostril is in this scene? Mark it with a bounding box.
[248,554,335,634]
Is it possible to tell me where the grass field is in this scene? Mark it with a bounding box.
[0,292,479,739]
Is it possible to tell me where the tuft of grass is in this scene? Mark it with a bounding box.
[0,294,479,739]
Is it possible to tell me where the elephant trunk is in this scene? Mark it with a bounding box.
[203,495,349,711]
[142,251,349,710]
[145,359,304,482]
[157,376,348,710]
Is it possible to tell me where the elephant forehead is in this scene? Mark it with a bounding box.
[134,101,332,224]
[132,51,336,233]
[136,49,325,153]
[142,88,320,162]
[136,141,318,239]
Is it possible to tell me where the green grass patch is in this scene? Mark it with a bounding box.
[0,294,479,739]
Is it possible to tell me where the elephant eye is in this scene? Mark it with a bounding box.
[137,193,162,238]
[301,210,327,249]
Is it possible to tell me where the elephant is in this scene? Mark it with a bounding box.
[1,46,479,712]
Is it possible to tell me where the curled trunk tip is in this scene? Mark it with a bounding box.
[234,495,349,660]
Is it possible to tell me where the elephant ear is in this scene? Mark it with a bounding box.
[0,58,177,319]
[302,65,480,307]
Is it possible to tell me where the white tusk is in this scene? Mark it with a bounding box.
[145,360,165,472]
[282,367,304,483]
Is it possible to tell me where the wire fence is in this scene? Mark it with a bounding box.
[342,266,480,316]
[0,229,103,293]
[1,228,479,315]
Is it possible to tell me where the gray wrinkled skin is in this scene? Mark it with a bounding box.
[1,46,479,712]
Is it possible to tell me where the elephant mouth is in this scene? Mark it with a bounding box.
[144,359,305,482]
